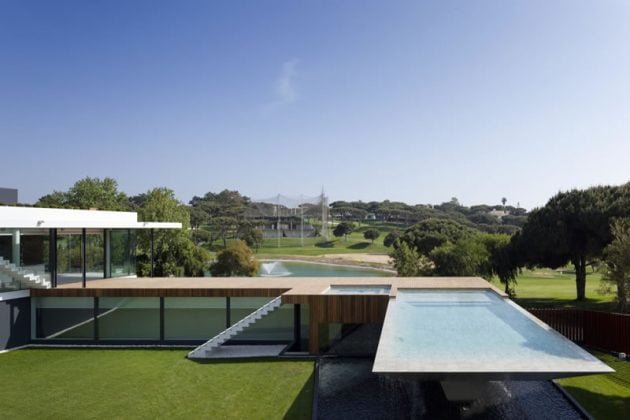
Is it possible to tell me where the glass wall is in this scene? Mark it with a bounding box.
[55,229,105,285]
[56,230,83,285]
[85,230,104,279]
[30,296,304,344]
[20,229,51,280]
[98,297,160,340]
[0,229,12,263]
[164,297,226,340]
[32,297,94,340]
[0,228,52,291]
[230,298,294,342]
[110,229,136,278]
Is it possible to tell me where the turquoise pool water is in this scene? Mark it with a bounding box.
[259,261,393,277]
[325,285,392,295]
[373,289,612,379]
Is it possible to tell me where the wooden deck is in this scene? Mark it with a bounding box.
[33,276,506,298]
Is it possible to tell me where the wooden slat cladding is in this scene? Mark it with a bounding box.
[284,295,389,324]
[529,308,630,354]
[31,288,290,298]
[529,308,585,342]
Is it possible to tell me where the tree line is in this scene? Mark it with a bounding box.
[388,183,630,312]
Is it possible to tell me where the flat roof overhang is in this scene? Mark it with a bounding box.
[0,206,182,229]
[0,221,181,229]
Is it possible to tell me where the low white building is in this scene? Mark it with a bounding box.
[0,206,180,290]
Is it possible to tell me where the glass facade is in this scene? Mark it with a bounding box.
[164,297,226,340]
[56,230,83,285]
[230,297,294,342]
[32,296,306,346]
[0,228,51,292]
[98,297,160,340]
[32,297,94,340]
[109,229,136,278]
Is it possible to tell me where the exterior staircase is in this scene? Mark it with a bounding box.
[0,256,51,289]
[187,296,283,359]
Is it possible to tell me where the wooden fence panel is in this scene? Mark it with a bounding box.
[528,308,630,354]
[528,308,584,342]
[584,310,630,354]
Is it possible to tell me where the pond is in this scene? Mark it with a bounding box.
[258,261,393,277]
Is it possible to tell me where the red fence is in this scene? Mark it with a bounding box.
[528,308,630,354]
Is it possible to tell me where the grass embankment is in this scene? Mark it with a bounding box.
[0,349,313,419]
[558,351,630,420]
[490,268,617,311]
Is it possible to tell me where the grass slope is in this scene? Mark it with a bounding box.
[0,349,313,420]
[558,351,630,420]
[490,268,617,311]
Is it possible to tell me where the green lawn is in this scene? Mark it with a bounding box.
[0,349,313,419]
[490,268,617,311]
[205,221,400,259]
[558,351,630,420]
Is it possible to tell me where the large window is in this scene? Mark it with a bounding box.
[110,229,136,278]
[98,297,159,340]
[230,298,294,342]
[1,228,51,292]
[55,229,105,285]
[32,297,94,340]
[56,231,82,285]
[30,296,304,345]
[164,297,226,340]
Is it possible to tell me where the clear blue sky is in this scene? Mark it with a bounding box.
[1,0,629,209]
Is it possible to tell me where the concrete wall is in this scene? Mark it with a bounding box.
[0,188,18,205]
[0,294,31,350]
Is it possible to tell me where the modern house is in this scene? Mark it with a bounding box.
[0,205,612,402]
[0,205,180,349]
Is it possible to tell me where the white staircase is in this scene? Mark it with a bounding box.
[188,296,283,359]
[0,256,51,289]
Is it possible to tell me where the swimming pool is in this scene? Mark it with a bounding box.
[324,285,391,295]
[258,261,393,277]
[373,289,613,381]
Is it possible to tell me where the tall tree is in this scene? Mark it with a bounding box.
[189,190,250,248]
[484,234,519,296]
[429,236,490,277]
[383,231,400,247]
[516,184,630,300]
[602,219,630,313]
[363,229,380,244]
[389,240,432,277]
[36,177,129,211]
[333,222,354,241]
[398,218,476,255]
[135,188,210,276]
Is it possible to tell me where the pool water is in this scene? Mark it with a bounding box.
[325,285,391,295]
[258,261,393,277]
[373,290,611,378]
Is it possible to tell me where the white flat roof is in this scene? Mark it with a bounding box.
[0,206,181,229]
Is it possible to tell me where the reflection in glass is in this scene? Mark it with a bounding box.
[230,297,293,342]
[98,297,159,340]
[33,297,94,340]
[164,298,226,340]
[110,229,136,277]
